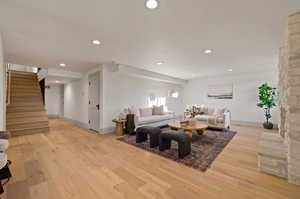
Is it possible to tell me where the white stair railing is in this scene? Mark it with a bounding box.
[37,68,48,81]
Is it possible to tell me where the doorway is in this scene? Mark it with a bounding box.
[88,72,100,132]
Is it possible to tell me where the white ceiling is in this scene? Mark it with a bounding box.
[1,0,300,79]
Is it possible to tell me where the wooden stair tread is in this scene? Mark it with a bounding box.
[7,121,49,131]
[11,96,43,99]
[10,76,38,81]
[10,70,36,75]
[7,111,47,118]
[6,108,46,113]
[8,103,44,107]
[11,95,42,98]
[7,103,45,108]
[11,84,40,88]
[11,86,40,90]
[10,90,41,94]
[11,98,43,103]
[9,128,49,137]
[11,80,39,84]
[6,116,48,125]
[11,93,42,97]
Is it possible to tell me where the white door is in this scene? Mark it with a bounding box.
[88,72,100,131]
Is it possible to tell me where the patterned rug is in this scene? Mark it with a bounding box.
[117,128,237,172]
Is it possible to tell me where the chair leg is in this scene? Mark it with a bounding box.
[136,132,147,143]
[178,141,191,158]
[159,138,171,151]
[149,134,159,148]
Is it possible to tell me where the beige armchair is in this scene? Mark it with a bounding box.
[194,107,231,129]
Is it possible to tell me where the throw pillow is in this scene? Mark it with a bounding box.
[202,107,208,114]
[199,105,205,113]
[139,108,153,117]
[213,108,226,116]
[152,105,164,115]
[207,108,215,115]
[128,106,140,117]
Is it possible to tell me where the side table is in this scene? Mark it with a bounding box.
[112,119,127,136]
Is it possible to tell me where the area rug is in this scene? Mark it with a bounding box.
[117,128,237,172]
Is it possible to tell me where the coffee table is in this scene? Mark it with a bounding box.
[168,120,208,138]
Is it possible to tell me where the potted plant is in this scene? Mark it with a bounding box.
[257,83,277,129]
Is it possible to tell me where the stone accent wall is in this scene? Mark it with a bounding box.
[258,11,300,186]
[278,25,288,139]
[286,11,300,186]
[258,133,287,178]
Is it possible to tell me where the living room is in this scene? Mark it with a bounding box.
[50,63,278,133]
[0,0,300,198]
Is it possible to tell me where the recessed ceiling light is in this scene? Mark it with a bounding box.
[204,49,213,54]
[146,0,159,9]
[156,62,164,65]
[227,69,233,72]
[55,81,60,83]
[92,40,101,45]
[59,63,66,67]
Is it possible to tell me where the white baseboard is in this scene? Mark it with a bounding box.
[100,127,115,134]
[62,117,115,134]
[63,117,89,129]
[48,114,60,118]
[232,120,278,129]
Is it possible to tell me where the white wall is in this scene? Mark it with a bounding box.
[45,84,64,117]
[0,33,5,130]
[183,71,279,124]
[101,70,184,131]
[64,75,89,126]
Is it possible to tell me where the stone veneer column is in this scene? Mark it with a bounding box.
[258,11,300,186]
[286,11,300,186]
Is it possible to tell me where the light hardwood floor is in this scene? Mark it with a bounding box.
[3,119,300,199]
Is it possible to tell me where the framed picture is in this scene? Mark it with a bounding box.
[207,84,233,99]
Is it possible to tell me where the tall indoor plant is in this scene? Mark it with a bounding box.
[257,83,277,129]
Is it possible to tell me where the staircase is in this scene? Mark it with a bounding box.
[6,70,49,137]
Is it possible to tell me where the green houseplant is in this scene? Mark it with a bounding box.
[257,83,277,129]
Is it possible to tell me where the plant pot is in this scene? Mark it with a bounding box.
[263,122,273,129]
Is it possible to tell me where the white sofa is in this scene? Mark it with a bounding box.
[194,107,231,129]
[131,106,175,128]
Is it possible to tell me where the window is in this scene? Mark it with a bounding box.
[148,97,168,111]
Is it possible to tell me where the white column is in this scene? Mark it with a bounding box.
[0,33,5,131]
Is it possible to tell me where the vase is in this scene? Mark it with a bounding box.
[263,122,273,129]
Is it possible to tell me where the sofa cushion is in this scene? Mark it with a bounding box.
[217,117,224,123]
[195,115,216,121]
[207,108,215,115]
[153,105,164,115]
[139,108,153,117]
[213,108,225,116]
[138,115,174,125]
[195,115,224,123]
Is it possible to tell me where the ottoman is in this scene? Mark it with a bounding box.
[136,126,162,148]
[159,130,191,158]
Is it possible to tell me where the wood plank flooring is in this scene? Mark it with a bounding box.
[2,119,300,199]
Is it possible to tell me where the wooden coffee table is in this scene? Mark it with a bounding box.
[168,120,208,138]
